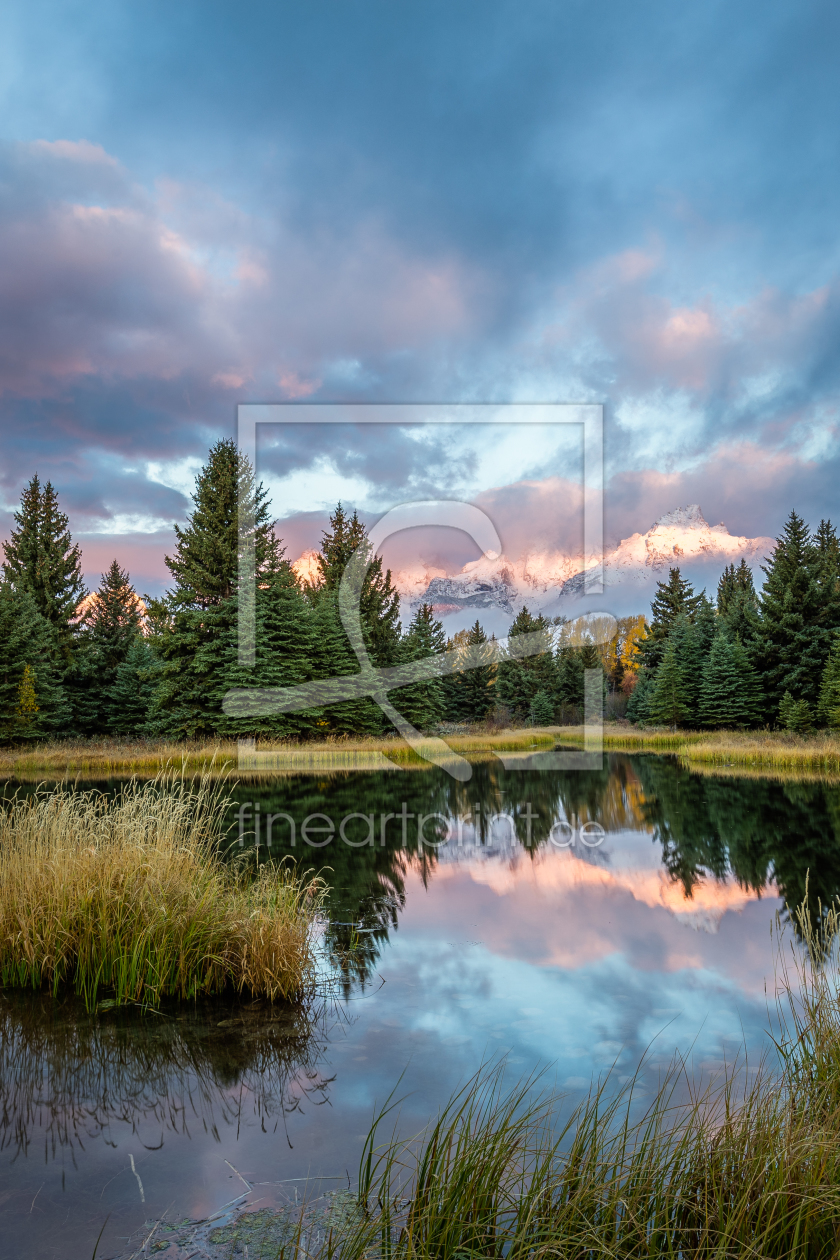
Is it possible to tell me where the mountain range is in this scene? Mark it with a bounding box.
[291,505,775,628]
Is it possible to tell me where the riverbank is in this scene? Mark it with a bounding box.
[0,774,324,1010]
[0,730,558,778]
[560,723,840,775]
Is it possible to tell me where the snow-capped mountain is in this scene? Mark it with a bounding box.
[290,506,775,627]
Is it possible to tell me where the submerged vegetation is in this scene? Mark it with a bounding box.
[0,774,324,1010]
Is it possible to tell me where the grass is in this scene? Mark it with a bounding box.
[0,773,325,1011]
[561,722,840,776]
[0,730,558,779]
[183,897,840,1260]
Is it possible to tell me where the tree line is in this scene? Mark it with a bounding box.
[627,511,840,730]
[4,440,833,740]
[0,441,629,742]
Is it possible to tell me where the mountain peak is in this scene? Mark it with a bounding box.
[652,504,708,530]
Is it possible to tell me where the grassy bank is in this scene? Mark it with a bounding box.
[137,902,840,1260]
[561,723,840,775]
[0,730,558,778]
[0,775,324,1010]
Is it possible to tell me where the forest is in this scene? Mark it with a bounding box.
[1,437,838,741]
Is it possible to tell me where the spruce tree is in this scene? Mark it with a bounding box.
[529,689,555,726]
[647,637,690,729]
[153,440,273,737]
[0,580,69,740]
[448,621,495,723]
[496,606,556,720]
[626,670,654,725]
[818,632,840,729]
[778,690,813,733]
[699,628,757,728]
[636,568,701,672]
[317,503,402,668]
[390,603,447,732]
[107,637,159,736]
[717,559,757,616]
[2,475,87,659]
[756,511,829,716]
[306,590,384,734]
[556,644,585,711]
[71,560,145,733]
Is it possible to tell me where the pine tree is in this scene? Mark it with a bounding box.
[2,475,87,658]
[0,580,69,740]
[306,590,384,734]
[496,607,556,719]
[152,440,273,737]
[448,621,495,723]
[699,628,758,728]
[756,511,829,716]
[317,503,402,668]
[556,644,585,710]
[390,604,447,732]
[818,632,840,729]
[648,637,691,729]
[717,559,757,616]
[626,669,654,725]
[636,568,701,672]
[107,637,158,736]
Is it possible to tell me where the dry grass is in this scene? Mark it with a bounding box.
[560,723,840,775]
[0,730,557,779]
[0,774,324,1010]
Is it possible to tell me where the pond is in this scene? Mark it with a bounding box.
[2,753,839,1259]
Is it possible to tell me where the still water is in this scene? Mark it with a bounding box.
[1,754,838,1258]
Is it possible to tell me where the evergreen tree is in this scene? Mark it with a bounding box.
[818,631,840,729]
[756,511,830,716]
[636,568,701,672]
[699,628,758,728]
[2,475,87,659]
[152,440,273,737]
[448,621,495,723]
[390,603,447,732]
[648,637,691,729]
[556,644,585,710]
[107,637,159,736]
[221,550,323,738]
[626,669,654,725]
[717,559,757,616]
[316,503,402,668]
[778,690,813,733]
[496,607,556,720]
[70,560,145,733]
[529,689,555,726]
[306,590,385,735]
[0,580,69,740]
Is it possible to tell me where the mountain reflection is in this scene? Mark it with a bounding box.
[0,991,331,1162]
[223,756,840,960]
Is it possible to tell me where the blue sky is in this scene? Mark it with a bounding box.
[1,1,839,593]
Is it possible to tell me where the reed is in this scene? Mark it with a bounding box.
[0,775,324,1010]
[232,900,840,1260]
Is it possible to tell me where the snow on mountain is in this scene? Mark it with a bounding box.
[408,505,774,619]
[288,506,775,626]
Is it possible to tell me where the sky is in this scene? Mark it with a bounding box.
[1,0,840,596]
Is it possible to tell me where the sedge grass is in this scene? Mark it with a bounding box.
[0,774,324,1011]
[200,897,840,1260]
[0,730,557,779]
[560,723,840,775]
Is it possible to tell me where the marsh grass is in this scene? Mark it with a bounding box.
[0,774,324,1010]
[0,730,558,779]
[234,900,840,1260]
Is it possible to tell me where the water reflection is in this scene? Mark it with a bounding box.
[0,991,331,1163]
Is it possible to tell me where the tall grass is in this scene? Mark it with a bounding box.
[0,775,324,1010]
[274,900,840,1259]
